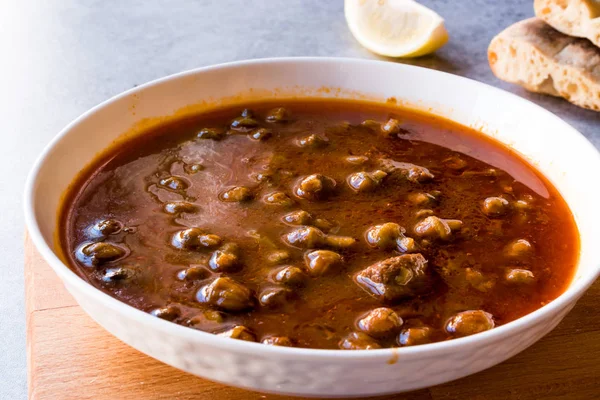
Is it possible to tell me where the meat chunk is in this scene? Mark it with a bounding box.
[354,254,431,303]
[380,159,434,183]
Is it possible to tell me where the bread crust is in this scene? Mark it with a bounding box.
[488,18,600,111]
[534,0,600,47]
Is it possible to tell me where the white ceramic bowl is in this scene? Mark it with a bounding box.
[24,58,600,398]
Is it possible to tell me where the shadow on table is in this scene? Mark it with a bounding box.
[379,53,464,75]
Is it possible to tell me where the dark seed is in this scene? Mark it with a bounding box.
[249,128,272,141]
[102,267,134,283]
[219,186,253,202]
[197,127,225,140]
[262,336,294,346]
[163,201,198,214]
[90,219,123,236]
[231,116,259,130]
[265,107,289,122]
[177,266,211,281]
[159,176,188,191]
[79,242,127,266]
[218,325,256,341]
[151,305,180,321]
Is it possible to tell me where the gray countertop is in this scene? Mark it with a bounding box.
[1,1,598,398]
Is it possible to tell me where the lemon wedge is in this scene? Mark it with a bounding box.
[345,0,449,58]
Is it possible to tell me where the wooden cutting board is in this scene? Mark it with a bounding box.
[25,233,600,400]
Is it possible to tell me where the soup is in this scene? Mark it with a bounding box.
[59,100,579,349]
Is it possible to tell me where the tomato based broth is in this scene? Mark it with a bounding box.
[59,100,579,349]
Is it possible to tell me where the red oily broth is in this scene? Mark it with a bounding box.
[59,100,579,349]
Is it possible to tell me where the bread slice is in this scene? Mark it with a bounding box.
[488,18,600,111]
[534,0,600,47]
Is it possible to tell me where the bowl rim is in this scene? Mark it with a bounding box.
[23,56,600,360]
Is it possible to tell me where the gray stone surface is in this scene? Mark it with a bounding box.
[0,0,597,398]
